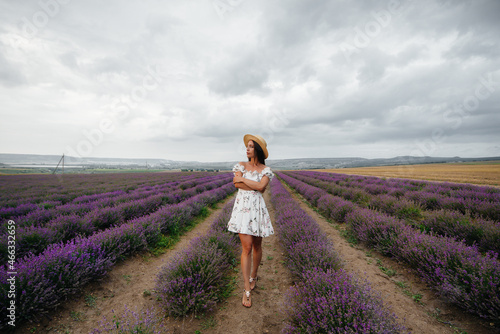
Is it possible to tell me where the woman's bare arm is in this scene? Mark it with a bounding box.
[233,170,254,191]
[234,175,269,193]
[233,165,267,193]
[235,182,263,192]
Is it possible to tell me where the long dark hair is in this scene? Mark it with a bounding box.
[248,141,266,165]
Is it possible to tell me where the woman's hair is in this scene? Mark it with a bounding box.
[248,140,266,165]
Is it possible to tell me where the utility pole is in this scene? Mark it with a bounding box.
[53,154,65,174]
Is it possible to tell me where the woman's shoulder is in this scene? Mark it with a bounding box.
[262,166,272,172]
[232,162,246,173]
[234,162,271,174]
[261,166,274,180]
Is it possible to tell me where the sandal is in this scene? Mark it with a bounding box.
[242,289,251,308]
[249,276,258,290]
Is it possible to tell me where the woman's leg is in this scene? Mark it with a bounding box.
[250,236,262,289]
[239,233,253,307]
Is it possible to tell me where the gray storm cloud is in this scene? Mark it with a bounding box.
[0,0,499,161]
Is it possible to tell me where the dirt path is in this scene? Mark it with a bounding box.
[15,194,237,334]
[198,189,294,334]
[281,181,497,334]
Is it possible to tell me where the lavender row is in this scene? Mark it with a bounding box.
[0,172,219,221]
[287,171,500,222]
[0,183,236,329]
[0,171,201,202]
[270,178,341,277]
[10,173,231,228]
[278,172,356,224]
[0,174,180,218]
[0,175,233,262]
[0,171,210,208]
[367,193,500,255]
[417,210,500,254]
[281,172,500,254]
[278,173,500,323]
[0,172,180,206]
[154,198,239,317]
[269,178,406,333]
[289,170,500,221]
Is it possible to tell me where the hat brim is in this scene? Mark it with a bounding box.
[244,134,269,159]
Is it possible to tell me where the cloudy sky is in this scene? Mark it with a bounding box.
[1,0,499,162]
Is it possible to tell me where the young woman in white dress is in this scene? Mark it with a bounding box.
[228,134,274,308]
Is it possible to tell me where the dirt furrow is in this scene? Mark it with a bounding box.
[201,189,294,334]
[280,181,495,334]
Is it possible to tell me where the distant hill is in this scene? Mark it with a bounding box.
[1,153,499,171]
[0,153,175,166]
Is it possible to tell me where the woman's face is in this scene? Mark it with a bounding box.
[246,140,255,159]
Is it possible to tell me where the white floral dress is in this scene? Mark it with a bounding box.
[227,163,274,237]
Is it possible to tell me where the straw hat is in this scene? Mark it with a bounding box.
[243,134,269,159]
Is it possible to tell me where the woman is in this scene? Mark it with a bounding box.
[227,134,274,308]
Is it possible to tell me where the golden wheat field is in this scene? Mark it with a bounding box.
[319,161,500,186]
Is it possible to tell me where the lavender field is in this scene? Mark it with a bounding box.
[1,170,499,332]
[0,171,236,329]
[277,171,500,326]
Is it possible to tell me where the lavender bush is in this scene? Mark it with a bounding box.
[346,208,403,255]
[0,238,111,325]
[155,199,239,317]
[396,226,500,320]
[271,184,341,276]
[279,173,355,224]
[282,269,405,334]
[156,241,232,316]
[419,210,500,254]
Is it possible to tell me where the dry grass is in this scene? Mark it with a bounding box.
[317,161,500,187]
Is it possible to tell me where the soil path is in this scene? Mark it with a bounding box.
[281,181,497,334]
[198,189,295,334]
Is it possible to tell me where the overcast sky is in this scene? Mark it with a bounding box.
[1,0,499,162]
